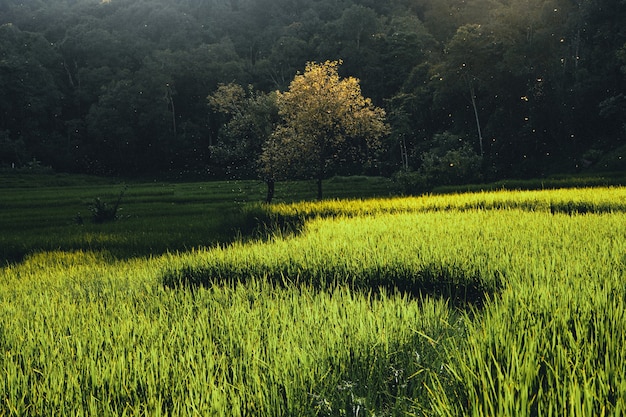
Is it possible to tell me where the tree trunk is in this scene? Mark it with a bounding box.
[265,178,275,203]
[468,81,484,157]
[165,85,177,136]
[400,134,409,171]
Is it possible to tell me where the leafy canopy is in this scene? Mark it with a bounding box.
[259,60,389,199]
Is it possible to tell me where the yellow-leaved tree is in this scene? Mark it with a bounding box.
[258,60,389,201]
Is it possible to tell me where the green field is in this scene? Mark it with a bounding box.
[0,174,394,263]
[1,175,626,416]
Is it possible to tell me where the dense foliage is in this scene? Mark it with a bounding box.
[1,0,626,183]
[259,60,388,200]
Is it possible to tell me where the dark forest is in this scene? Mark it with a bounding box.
[1,0,625,186]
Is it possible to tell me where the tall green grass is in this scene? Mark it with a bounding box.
[159,188,626,415]
[255,186,626,222]
[1,178,625,416]
[0,251,456,416]
[429,277,626,416]
[165,208,625,295]
[425,211,626,416]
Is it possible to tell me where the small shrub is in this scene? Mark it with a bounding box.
[89,186,127,223]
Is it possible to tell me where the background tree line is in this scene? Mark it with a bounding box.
[1,0,625,187]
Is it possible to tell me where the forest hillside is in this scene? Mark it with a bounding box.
[1,0,625,185]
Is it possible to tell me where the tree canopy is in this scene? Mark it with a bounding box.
[259,60,388,200]
[1,0,625,185]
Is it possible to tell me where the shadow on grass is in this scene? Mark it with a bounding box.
[161,260,494,309]
[0,204,267,266]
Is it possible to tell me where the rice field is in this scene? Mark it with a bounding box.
[1,181,625,416]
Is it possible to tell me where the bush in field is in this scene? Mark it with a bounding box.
[89,186,127,223]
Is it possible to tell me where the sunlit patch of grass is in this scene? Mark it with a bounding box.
[0,250,455,416]
[1,180,626,415]
[163,207,626,302]
[162,188,626,415]
[428,268,626,416]
[258,186,626,223]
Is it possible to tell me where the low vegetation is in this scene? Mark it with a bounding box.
[1,175,625,415]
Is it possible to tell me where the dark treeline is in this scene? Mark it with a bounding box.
[1,0,625,184]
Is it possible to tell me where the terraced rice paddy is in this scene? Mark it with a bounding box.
[1,182,625,416]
